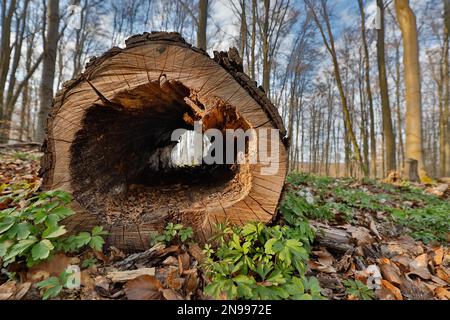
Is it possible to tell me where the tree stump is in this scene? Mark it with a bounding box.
[40,32,289,251]
[403,158,420,182]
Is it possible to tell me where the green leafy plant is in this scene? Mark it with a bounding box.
[81,257,98,269]
[0,189,107,267]
[36,269,78,300]
[202,222,324,300]
[149,222,193,246]
[343,279,374,300]
[391,203,450,243]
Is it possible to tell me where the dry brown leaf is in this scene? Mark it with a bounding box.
[434,287,450,300]
[381,280,403,300]
[162,256,178,266]
[380,262,403,285]
[81,270,95,291]
[185,272,198,295]
[435,267,450,283]
[391,255,413,272]
[27,254,79,283]
[124,275,163,300]
[430,275,448,286]
[307,260,336,273]
[425,184,448,197]
[179,252,190,271]
[166,266,185,290]
[346,226,373,246]
[13,282,31,300]
[0,281,16,300]
[369,219,381,240]
[376,287,396,300]
[188,244,205,263]
[313,248,334,266]
[408,254,431,280]
[433,247,444,266]
[162,288,183,300]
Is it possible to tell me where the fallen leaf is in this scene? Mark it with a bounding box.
[162,288,183,300]
[313,248,334,266]
[435,267,450,283]
[13,282,31,300]
[435,287,450,300]
[430,275,448,286]
[369,219,382,240]
[166,266,184,290]
[124,275,163,300]
[376,287,396,300]
[346,226,374,246]
[380,262,403,285]
[27,254,79,283]
[0,281,16,300]
[188,244,205,263]
[162,256,178,266]
[425,184,448,197]
[179,252,190,271]
[408,254,431,280]
[308,260,336,273]
[391,255,413,272]
[185,272,198,295]
[381,280,403,300]
[433,247,444,266]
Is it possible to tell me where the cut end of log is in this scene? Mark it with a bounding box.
[40,32,288,251]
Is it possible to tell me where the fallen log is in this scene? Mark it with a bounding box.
[40,32,288,251]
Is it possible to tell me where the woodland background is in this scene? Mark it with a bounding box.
[0,0,449,179]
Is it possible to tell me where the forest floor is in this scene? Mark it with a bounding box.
[0,144,449,300]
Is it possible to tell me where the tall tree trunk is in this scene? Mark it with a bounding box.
[377,0,396,174]
[395,0,427,178]
[197,0,208,51]
[444,0,450,176]
[0,0,17,142]
[394,42,405,170]
[262,0,270,94]
[239,0,247,59]
[358,0,377,178]
[37,0,60,142]
[250,0,256,80]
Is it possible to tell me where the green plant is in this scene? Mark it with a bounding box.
[343,279,374,300]
[59,226,108,252]
[81,257,98,269]
[149,222,193,246]
[391,203,450,244]
[36,268,78,300]
[202,222,324,300]
[0,189,107,267]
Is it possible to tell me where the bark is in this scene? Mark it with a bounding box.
[395,0,427,179]
[377,0,396,174]
[37,0,60,143]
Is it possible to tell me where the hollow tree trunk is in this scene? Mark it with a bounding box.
[39,32,289,251]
